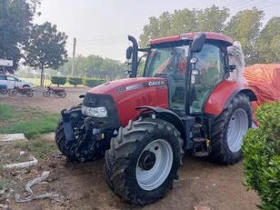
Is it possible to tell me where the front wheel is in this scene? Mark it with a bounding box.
[0,89,8,95]
[42,90,51,97]
[209,94,252,164]
[26,90,34,97]
[105,118,184,205]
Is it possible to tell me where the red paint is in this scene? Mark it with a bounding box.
[149,32,233,46]
[87,77,169,126]
[204,80,244,116]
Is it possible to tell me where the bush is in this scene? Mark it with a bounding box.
[68,77,83,87]
[242,101,280,210]
[83,78,106,87]
[51,76,67,87]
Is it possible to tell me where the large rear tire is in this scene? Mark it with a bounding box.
[105,118,184,205]
[210,94,252,164]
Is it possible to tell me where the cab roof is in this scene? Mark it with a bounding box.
[149,32,233,46]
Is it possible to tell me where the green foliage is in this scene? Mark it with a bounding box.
[139,5,230,47]
[0,0,40,73]
[83,78,106,87]
[51,76,67,86]
[256,17,280,63]
[68,76,81,86]
[225,8,264,65]
[243,101,280,210]
[24,22,68,86]
[139,5,275,65]
[59,55,127,80]
[0,105,59,138]
[68,77,83,87]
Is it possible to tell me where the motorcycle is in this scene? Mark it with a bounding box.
[8,86,34,97]
[42,84,66,98]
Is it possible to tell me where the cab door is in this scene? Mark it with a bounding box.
[189,43,225,113]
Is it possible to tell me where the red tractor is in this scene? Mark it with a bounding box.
[55,32,256,205]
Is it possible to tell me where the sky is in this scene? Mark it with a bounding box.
[35,0,280,62]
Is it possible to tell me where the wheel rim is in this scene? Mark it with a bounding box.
[136,139,173,191]
[227,109,248,153]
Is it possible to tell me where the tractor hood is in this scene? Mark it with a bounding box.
[86,77,169,126]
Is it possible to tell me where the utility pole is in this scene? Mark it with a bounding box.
[71,38,76,76]
[1,0,7,73]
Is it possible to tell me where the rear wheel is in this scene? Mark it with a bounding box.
[105,118,184,205]
[42,90,51,97]
[8,89,17,96]
[26,90,34,97]
[58,91,66,98]
[210,94,252,164]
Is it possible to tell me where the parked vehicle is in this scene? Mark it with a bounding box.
[0,84,8,95]
[8,86,34,97]
[0,75,35,90]
[55,32,259,205]
[42,84,66,98]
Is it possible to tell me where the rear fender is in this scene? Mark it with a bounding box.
[204,80,257,116]
[136,106,186,141]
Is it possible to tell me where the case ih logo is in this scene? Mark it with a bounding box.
[147,80,165,87]
[116,80,166,92]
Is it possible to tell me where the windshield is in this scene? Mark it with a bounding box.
[144,44,190,77]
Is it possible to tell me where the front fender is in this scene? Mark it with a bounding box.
[136,106,186,140]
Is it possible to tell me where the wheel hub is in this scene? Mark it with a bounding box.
[139,150,156,170]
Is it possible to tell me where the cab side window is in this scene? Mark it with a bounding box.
[191,44,224,113]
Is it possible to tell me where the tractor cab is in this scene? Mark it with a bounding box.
[127,32,233,116]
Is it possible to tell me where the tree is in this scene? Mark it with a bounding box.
[58,54,127,80]
[225,8,264,65]
[24,22,68,87]
[196,5,229,32]
[169,9,197,35]
[0,0,40,73]
[139,5,230,47]
[256,17,280,63]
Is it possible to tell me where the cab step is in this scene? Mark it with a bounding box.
[193,138,206,143]
[192,151,209,157]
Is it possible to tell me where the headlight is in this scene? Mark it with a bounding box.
[82,105,108,117]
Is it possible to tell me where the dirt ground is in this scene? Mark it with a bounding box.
[0,87,260,210]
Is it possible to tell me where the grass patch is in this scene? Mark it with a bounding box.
[0,105,59,138]
[13,138,58,159]
[0,104,14,120]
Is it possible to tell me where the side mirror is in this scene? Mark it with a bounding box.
[229,64,236,72]
[79,95,85,98]
[190,33,206,53]
[126,46,133,60]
